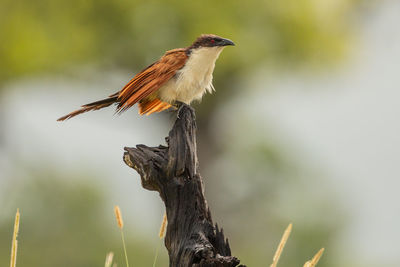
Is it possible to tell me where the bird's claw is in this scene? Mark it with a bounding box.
[175,101,187,119]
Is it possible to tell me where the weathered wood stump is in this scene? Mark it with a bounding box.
[123,104,244,267]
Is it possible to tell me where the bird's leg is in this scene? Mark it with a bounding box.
[174,101,191,119]
[173,101,185,109]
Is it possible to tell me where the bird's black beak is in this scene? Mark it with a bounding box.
[219,38,235,46]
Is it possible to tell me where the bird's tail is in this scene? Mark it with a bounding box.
[57,94,118,121]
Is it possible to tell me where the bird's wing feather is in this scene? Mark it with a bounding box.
[138,98,172,115]
[117,48,188,112]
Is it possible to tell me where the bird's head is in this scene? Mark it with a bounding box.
[189,34,235,49]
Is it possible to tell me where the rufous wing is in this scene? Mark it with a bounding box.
[138,98,172,115]
[117,48,188,113]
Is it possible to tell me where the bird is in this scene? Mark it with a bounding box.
[57,34,235,121]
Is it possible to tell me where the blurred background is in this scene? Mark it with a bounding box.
[0,0,399,266]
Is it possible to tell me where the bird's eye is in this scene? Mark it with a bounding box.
[210,39,215,43]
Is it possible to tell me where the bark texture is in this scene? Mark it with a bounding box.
[123,104,244,267]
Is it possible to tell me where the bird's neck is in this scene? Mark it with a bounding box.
[186,47,224,70]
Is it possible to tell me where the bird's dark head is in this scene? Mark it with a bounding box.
[190,34,235,49]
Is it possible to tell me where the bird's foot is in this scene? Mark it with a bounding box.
[174,101,193,119]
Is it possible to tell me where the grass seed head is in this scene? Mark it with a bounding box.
[159,213,167,239]
[114,206,124,229]
[10,208,20,267]
[270,223,292,267]
[105,252,114,267]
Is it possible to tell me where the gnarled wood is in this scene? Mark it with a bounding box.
[123,104,244,267]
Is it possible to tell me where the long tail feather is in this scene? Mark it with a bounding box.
[57,96,118,121]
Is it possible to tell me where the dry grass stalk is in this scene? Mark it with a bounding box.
[114,206,129,267]
[10,208,20,267]
[114,206,124,229]
[270,223,292,267]
[105,252,114,267]
[159,213,167,239]
[303,248,325,267]
[153,213,167,267]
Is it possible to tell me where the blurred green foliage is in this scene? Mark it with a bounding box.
[0,0,360,83]
[206,136,345,266]
[0,170,164,267]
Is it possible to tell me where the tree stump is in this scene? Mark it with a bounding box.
[123,104,244,267]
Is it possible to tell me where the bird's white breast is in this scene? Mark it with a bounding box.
[159,47,224,104]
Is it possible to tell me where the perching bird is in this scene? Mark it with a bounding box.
[57,34,234,121]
